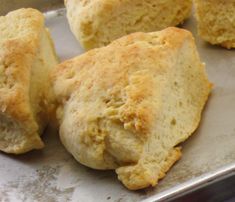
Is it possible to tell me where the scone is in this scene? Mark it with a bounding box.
[194,0,235,49]
[0,8,58,154]
[65,0,193,49]
[52,27,211,190]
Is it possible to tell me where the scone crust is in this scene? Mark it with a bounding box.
[194,0,235,49]
[116,147,182,190]
[0,8,46,153]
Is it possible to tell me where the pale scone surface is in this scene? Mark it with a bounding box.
[52,27,211,190]
[194,0,235,48]
[65,0,192,49]
[0,8,58,154]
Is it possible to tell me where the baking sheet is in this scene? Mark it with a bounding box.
[1,3,235,202]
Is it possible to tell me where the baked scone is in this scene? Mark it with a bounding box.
[0,8,58,154]
[194,0,235,49]
[52,27,211,190]
[65,0,193,50]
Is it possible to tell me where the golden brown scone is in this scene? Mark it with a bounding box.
[52,27,212,190]
[65,0,192,50]
[0,8,58,154]
[194,0,235,49]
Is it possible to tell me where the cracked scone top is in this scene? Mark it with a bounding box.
[65,0,192,49]
[52,27,212,190]
[0,8,58,154]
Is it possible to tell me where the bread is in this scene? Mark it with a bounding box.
[65,0,193,50]
[51,27,211,190]
[0,8,58,154]
[194,0,235,49]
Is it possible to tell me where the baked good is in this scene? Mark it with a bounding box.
[194,0,235,49]
[0,8,58,154]
[51,27,211,190]
[65,0,193,50]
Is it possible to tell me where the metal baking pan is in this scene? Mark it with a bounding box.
[1,1,235,201]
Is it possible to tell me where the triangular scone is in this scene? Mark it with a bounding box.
[52,27,211,190]
[0,8,58,154]
[65,0,192,50]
